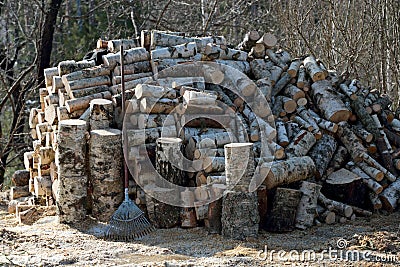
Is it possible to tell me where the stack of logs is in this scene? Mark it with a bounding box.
[7,29,400,239]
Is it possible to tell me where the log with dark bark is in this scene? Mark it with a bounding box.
[308,134,337,179]
[266,187,302,232]
[337,122,367,162]
[221,190,259,239]
[322,168,368,209]
[155,137,186,187]
[12,170,30,186]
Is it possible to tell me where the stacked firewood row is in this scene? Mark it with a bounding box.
[7,29,400,235]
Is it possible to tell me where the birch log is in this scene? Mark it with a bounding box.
[303,56,326,82]
[224,143,254,189]
[295,181,322,229]
[262,156,316,189]
[311,80,351,122]
[89,129,123,222]
[102,47,149,68]
[56,119,88,223]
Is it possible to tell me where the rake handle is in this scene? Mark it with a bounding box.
[120,44,129,190]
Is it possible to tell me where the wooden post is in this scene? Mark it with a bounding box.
[89,129,123,222]
[56,119,88,223]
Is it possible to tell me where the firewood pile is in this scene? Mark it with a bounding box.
[7,29,400,238]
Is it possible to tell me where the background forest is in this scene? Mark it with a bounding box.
[0,0,399,184]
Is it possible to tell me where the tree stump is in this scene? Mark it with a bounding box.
[266,187,302,232]
[322,168,367,208]
[89,129,123,222]
[155,137,186,187]
[56,119,88,224]
[221,190,259,240]
[224,143,254,190]
[89,99,114,130]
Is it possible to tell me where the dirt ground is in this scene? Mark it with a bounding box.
[1,202,400,267]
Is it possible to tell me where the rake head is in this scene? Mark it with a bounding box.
[105,196,154,241]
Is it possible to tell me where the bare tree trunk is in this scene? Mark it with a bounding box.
[36,0,63,86]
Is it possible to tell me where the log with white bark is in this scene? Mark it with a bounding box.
[222,190,259,239]
[361,153,397,182]
[351,125,374,143]
[29,108,39,129]
[379,178,400,211]
[308,134,337,179]
[276,119,289,147]
[237,30,260,51]
[308,110,339,133]
[61,65,111,83]
[151,42,197,60]
[295,181,322,229]
[266,188,302,232]
[284,84,305,101]
[303,55,326,82]
[102,47,150,68]
[63,76,111,92]
[257,32,278,48]
[89,129,123,219]
[89,99,113,130]
[112,72,153,85]
[113,61,151,76]
[346,162,383,194]
[296,65,306,88]
[249,43,266,59]
[135,84,176,100]
[140,97,178,114]
[261,156,316,189]
[34,176,52,197]
[44,104,57,125]
[297,106,320,134]
[265,49,287,70]
[272,72,291,97]
[214,59,251,75]
[286,130,316,158]
[255,78,273,101]
[318,193,353,218]
[287,59,301,78]
[357,161,384,182]
[183,90,217,106]
[204,43,248,61]
[250,59,274,80]
[311,80,351,122]
[126,126,177,147]
[350,96,381,139]
[65,91,112,113]
[68,85,109,99]
[56,119,88,223]
[207,175,226,185]
[224,143,254,188]
[107,39,137,52]
[58,60,95,76]
[44,67,58,88]
[339,83,357,100]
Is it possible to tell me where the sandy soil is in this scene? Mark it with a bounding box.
[1,203,400,266]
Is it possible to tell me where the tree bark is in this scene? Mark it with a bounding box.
[308,134,337,179]
[295,181,322,229]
